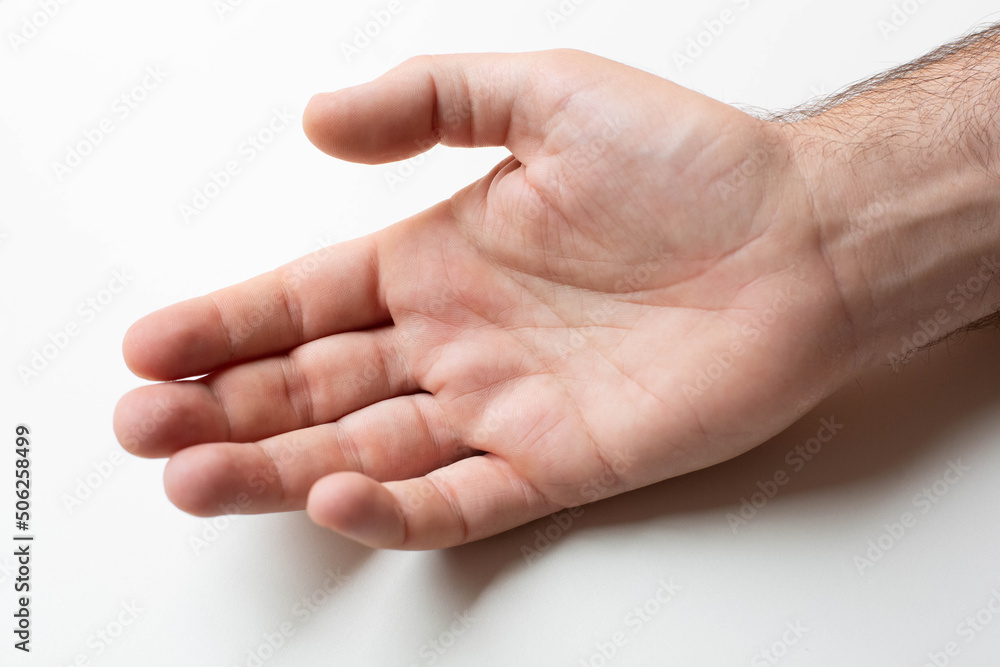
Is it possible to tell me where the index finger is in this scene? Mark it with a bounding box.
[123,235,386,381]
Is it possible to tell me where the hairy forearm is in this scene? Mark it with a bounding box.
[786,23,1000,369]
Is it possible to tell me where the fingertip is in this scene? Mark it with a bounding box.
[122,317,159,380]
[302,88,375,161]
[302,64,437,165]
[302,92,336,153]
[122,309,194,381]
[122,301,224,381]
[163,447,216,517]
[307,472,404,549]
[306,471,369,527]
[164,444,251,518]
[113,383,230,459]
[113,388,146,457]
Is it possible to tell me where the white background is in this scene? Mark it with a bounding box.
[3,0,1000,665]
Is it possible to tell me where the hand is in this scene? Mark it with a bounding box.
[114,50,858,549]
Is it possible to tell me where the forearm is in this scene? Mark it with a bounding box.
[787,23,1000,369]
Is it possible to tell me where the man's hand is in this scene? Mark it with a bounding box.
[112,46,982,550]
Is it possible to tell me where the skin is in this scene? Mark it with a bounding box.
[113,45,1000,549]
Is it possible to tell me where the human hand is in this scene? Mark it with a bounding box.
[114,50,862,549]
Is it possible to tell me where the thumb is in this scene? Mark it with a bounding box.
[302,50,606,165]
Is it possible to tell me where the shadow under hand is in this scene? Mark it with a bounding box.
[582,326,1000,530]
[215,511,373,612]
[434,328,1000,596]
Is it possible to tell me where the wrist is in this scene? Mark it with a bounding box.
[787,111,1000,370]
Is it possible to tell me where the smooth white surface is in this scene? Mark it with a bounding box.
[3,1,1000,665]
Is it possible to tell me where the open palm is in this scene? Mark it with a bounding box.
[115,51,856,549]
